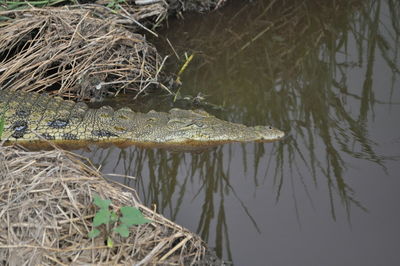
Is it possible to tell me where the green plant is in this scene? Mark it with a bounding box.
[0,113,4,140]
[88,194,151,247]
[105,0,126,10]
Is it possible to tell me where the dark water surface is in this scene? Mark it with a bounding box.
[78,1,400,265]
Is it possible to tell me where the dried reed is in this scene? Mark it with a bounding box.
[0,145,215,264]
[0,6,163,101]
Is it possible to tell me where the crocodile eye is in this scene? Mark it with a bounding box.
[167,118,190,129]
[181,121,204,129]
[193,121,204,128]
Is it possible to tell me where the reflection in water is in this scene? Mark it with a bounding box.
[84,144,264,262]
[78,0,400,264]
[158,0,397,214]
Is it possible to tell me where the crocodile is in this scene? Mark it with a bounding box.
[0,90,284,149]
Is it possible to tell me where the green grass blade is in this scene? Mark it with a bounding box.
[0,114,5,140]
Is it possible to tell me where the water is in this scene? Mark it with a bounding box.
[78,0,400,265]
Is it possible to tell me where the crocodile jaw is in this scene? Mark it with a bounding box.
[129,121,285,145]
[252,125,285,142]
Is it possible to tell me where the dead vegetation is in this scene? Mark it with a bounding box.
[0,144,218,265]
[0,6,164,101]
[0,0,227,101]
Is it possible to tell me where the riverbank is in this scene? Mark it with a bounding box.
[0,144,223,264]
[0,0,227,101]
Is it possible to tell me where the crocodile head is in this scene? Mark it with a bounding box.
[128,109,285,146]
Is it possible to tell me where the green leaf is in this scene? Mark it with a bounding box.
[114,224,130,237]
[93,209,111,226]
[120,206,151,226]
[0,16,11,21]
[88,228,101,238]
[93,195,111,209]
[110,211,118,222]
[0,115,4,139]
[107,236,114,248]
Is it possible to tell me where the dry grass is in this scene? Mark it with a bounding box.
[0,144,211,265]
[0,6,164,101]
[0,0,227,101]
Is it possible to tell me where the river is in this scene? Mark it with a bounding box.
[77,0,400,265]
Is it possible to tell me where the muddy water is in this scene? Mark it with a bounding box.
[78,1,400,265]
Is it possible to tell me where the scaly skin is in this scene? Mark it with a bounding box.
[0,90,284,148]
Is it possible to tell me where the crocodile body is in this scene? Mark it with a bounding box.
[0,90,284,148]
